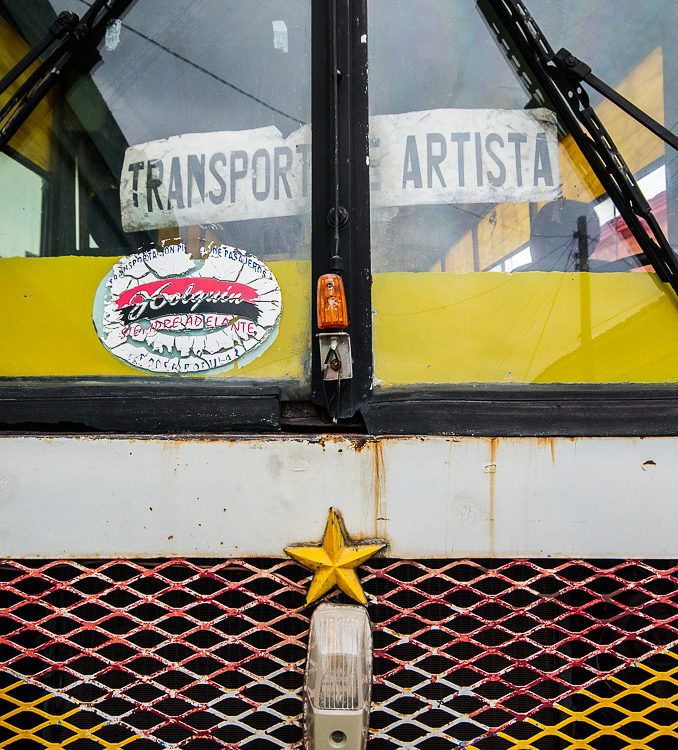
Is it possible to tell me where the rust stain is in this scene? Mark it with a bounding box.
[536,437,556,464]
[488,438,497,555]
[352,436,370,452]
[373,440,386,538]
[159,439,182,462]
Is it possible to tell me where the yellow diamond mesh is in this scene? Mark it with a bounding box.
[0,679,142,749]
[493,648,678,750]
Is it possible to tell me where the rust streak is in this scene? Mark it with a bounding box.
[374,440,386,538]
[536,437,556,464]
[489,438,497,555]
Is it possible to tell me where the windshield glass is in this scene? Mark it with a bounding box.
[0,0,311,393]
[368,0,678,387]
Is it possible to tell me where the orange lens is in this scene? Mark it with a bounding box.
[317,273,348,329]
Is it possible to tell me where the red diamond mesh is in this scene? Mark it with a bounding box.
[0,558,676,749]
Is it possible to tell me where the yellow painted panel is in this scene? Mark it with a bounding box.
[0,257,310,378]
[372,271,678,385]
[0,17,53,172]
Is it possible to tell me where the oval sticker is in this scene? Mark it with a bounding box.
[93,244,282,374]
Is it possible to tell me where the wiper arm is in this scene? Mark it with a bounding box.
[477,0,678,295]
[0,11,79,96]
[0,0,131,150]
[552,49,678,154]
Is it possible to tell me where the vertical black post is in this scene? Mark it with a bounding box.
[576,215,592,355]
[311,0,371,420]
[575,215,589,272]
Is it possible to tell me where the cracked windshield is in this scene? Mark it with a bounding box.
[368,0,678,387]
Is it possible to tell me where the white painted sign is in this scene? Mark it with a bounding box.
[120,109,560,230]
[370,108,561,207]
[120,126,311,232]
[93,244,282,374]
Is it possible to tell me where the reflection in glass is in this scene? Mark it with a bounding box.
[0,0,311,262]
[368,0,678,386]
[0,0,312,392]
[368,0,675,275]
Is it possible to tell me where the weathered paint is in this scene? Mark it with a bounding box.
[500,648,678,749]
[120,126,312,231]
[0,434,676,558]
[4,266,678,387]
[94,245,282,374]
[369,108,560,207]
[0,257,309,382]
[0,558,310,749]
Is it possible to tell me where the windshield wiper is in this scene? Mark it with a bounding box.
[477,0,678,295]
[0,0,131,150]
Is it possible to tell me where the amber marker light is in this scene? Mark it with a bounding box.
[317,273,348,330]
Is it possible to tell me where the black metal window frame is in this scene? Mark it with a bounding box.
[2,0,678,437]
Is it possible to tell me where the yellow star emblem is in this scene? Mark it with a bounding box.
[284,508,386,606]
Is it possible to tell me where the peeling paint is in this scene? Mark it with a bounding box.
[271,19,288,53]
[1,558,677,748]
[93,245,282,375]
[104,18,121,50]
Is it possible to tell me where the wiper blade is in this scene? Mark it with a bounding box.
[0,0,131,150]
[478,0,678,294]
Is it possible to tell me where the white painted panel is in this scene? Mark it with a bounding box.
[0,436,673,558]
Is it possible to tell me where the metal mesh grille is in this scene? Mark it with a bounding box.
[1,559,677,749]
